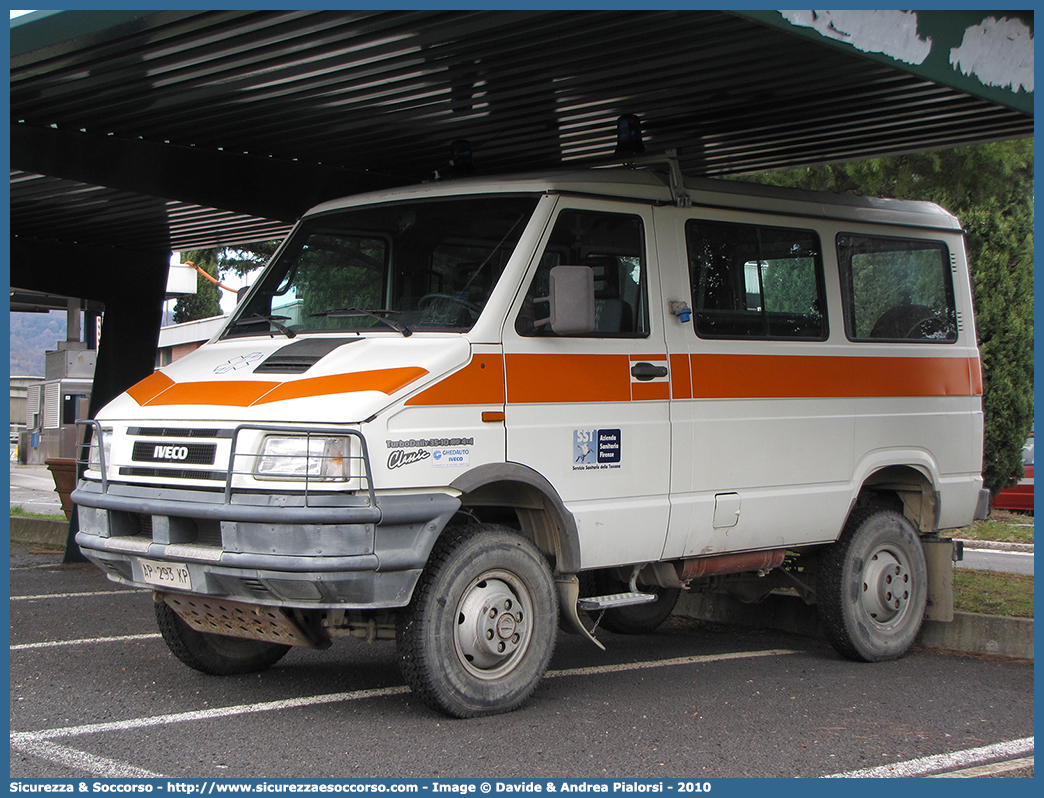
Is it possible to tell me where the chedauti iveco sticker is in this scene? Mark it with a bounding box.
[386,437,474,470]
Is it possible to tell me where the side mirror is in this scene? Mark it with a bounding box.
[535,266,595,335]
[236,285,251,305]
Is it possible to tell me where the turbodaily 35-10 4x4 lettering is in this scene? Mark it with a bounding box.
[74,158,987,718]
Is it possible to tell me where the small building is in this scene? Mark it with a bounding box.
[10,375,42,443]
[20,343,95,464]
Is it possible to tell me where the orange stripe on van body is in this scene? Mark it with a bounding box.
[125,371,175,405]
[670,354,693,400]
[151,380,278,407]
[405,355,505,406]
[505,354,632,404]
[687,354,982,398]
[969,358,984,395]
[127,353,981,409]
[501,353,980,404]
[257,368,428,404]
[128,367,428,407]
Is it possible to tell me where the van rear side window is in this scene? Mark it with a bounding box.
[686,220,827,339]
[837,234,957,342]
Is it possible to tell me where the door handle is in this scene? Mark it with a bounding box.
[630,362,668,381]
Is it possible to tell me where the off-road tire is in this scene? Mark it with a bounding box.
[819,508,927,662]
[396,524,558,718]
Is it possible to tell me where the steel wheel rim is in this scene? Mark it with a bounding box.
[860,545,913,626]
[453,569,533,680]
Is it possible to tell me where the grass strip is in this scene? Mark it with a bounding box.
[10,506,67,522]
[953,569,1034,618]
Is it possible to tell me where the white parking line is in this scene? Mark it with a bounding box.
[11,643,1029,780]
[11,686,412,743]
[11,633,161,651]
[11,648,796,743]
[824,736,1035,777]
[11,562,70,571]
[10,738,163,779]
[547,647,797,678]
[12,589,145,601]
[928,756,1034,778]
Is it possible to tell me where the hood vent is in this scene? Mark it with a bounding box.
[253,338,360,374]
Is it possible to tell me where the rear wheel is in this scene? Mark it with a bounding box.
[155,601,290,675]
[819,508,927,662]
[396,524,558,718]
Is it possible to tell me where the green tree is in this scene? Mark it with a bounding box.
[220,241,279,279]
[742,140,1034,493]
[172,243,278,323]
[172,249,222,323]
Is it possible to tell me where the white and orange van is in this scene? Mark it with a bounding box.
[74,164,989,717]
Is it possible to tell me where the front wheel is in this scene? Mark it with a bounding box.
[396,524,558,718]
[155,601,291,675]
[818,508,928,662]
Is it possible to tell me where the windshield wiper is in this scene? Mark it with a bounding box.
[228,313,297,338]
[310,307,412,337]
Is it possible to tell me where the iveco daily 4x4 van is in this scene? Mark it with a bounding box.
[74,164,988,717]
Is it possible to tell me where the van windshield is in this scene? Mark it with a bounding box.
[225,195,539,338]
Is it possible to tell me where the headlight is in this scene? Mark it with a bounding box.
[254,435,350,481]
[88,428,113,470]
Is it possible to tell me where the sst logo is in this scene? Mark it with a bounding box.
[573,428,621,465]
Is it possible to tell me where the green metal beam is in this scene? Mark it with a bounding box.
[9,10,167,61]
[734,10,1033,116]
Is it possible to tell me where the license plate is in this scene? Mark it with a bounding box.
[138,557,192,590]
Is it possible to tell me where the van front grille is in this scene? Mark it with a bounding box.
[119,466,226,481]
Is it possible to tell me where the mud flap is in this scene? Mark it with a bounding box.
[555,575,606,651]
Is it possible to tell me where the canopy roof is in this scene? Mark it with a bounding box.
[11,9,1033,255]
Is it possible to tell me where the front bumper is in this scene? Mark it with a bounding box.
[73,479,460,608]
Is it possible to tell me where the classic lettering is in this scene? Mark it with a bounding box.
[387,449,431,469]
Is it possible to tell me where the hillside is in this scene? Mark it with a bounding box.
[9,311,68,376]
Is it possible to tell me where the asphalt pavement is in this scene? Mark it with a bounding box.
[9,541,1035,779]
[7,464,1034,778]
[10,463,64,516]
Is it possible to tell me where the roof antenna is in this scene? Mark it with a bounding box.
[614,115,691,208]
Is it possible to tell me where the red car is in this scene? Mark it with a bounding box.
[993,428,1034,513]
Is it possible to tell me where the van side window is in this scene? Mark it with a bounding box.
[837,234,957,342]
[516,209,648,337]
[686,220,827,339]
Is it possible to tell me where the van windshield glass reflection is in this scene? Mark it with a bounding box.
[226,196,538,337]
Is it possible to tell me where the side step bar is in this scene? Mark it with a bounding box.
[577,592,658,612]
[556,569,657,651]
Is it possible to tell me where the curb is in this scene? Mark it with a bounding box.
[9,516,67,548]
[674,590,1033,661]
[919,612,1034,660]
[957,538,1034,553]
